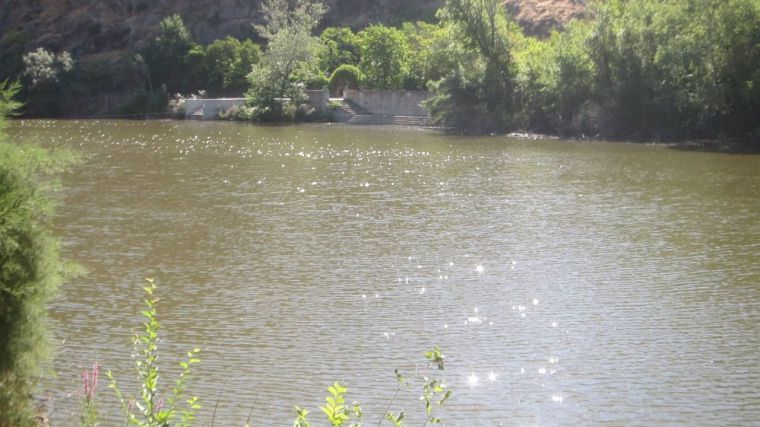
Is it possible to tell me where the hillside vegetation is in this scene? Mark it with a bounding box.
[0,0,582,59]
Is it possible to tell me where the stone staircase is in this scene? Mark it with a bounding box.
[347,114,431,126]
[337,99,431,127]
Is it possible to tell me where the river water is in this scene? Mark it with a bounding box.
[9,120,760,425]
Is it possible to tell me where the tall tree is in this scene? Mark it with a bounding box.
[426,0,519,133]
[358,25,410,89]
[143,14,194,93]
[247,0,326,120]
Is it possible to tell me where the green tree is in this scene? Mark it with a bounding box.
[426,0,519,133]
[400,21,452,90]
[202,37,261,95]
[20,48,74,116]
[21,48,73,90]
[246,0,326,121]
[357,25,409,89]
[318,27,361,74]
[0,81,76,426]
[144,14,194,93]
[513,21,594,134]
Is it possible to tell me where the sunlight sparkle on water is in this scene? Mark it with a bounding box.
[475,264,484,273]
[488,371,497,382]
[467,373,479,387]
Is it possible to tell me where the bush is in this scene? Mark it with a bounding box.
[0,81,76,426]
[328,64,361,96]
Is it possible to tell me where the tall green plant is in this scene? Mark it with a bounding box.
[0,80,76,426]
[292,346,450,427]
[107,279,201,427]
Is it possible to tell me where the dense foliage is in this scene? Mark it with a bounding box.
[424,0,760,141]
[186,37,262,96]
[0,81,75,426]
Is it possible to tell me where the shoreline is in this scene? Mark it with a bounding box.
[11,116,759,154]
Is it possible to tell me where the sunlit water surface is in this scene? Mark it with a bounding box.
[9,120,760,425]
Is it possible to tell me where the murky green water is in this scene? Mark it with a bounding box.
[9,120,760,425]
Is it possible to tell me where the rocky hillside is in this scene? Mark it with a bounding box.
[1,0,586,59]
[504,0,588,35]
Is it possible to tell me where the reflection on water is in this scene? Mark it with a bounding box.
[8,120,760,425]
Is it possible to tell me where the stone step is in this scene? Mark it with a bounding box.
[347,115,431,126]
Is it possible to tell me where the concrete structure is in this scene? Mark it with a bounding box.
[184,98,245,120]
[343,90,431,117]
[305,89,329,113]
[184,89,329,120]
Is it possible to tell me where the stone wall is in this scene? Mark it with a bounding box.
[184,90,328,119]
[344,90,431,117]
[305,89,329,113]
[184,98,245,120]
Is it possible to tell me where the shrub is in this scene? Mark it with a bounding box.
[328,64,361,97]
[0,81,76,426]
